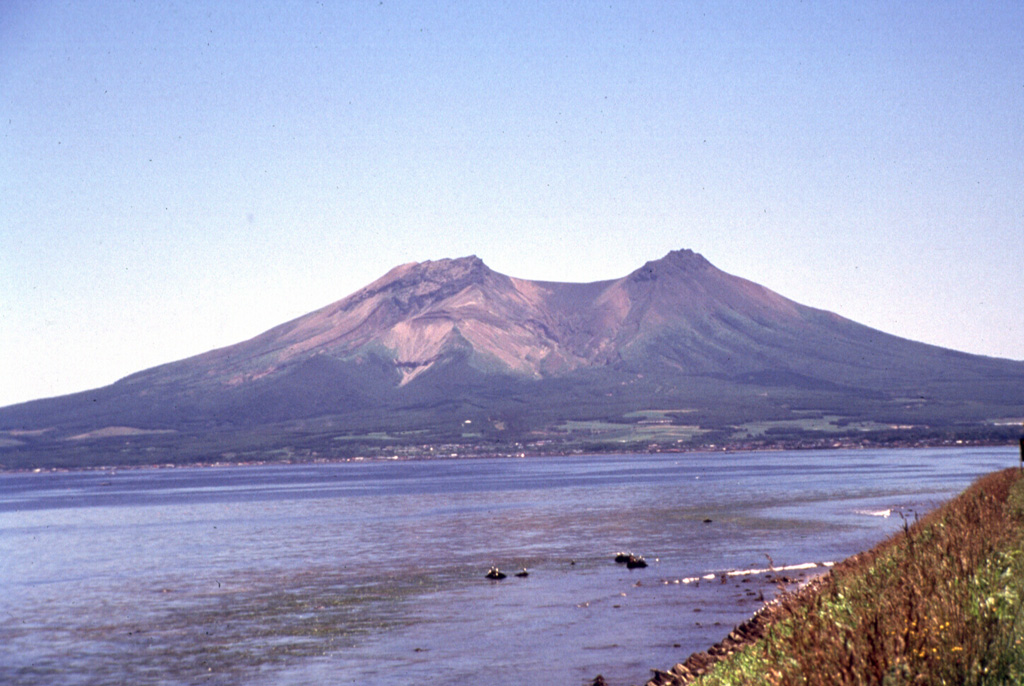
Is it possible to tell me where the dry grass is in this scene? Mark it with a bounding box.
[695,468,1024,686]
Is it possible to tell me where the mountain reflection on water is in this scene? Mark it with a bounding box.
[0,447,1013,686]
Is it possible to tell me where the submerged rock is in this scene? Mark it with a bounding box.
[626,555,648,569]
[615,551,648,567]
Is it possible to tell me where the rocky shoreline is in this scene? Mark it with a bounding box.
[641,574,831,686]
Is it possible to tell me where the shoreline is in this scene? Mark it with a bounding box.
[642,570,832,686]
[0,436,1014,475]
[641,467,1024,686]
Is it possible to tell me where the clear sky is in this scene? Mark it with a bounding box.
[2,1,1022,408]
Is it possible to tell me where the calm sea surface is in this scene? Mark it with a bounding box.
[0,447,1015,685]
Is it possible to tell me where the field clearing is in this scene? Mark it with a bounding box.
[558,419,706,443]
[623,409,698,420]
[733,415,896,438]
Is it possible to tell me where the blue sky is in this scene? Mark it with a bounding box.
[2,1,1022,407]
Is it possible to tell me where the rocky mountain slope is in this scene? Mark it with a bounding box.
[2,250,1022,468]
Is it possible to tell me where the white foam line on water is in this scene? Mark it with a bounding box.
[668,561,836,585]
[855,508,893,518]
[727,561,833,577]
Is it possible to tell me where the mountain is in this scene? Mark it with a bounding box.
[2,250,1022,468]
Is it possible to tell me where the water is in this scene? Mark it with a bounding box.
[0,447,1014,685]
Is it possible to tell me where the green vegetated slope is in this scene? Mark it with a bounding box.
[658,468,1024,686]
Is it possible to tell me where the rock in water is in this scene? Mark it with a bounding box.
[626,554,648,569]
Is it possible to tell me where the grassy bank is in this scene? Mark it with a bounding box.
[650,468,1024,686]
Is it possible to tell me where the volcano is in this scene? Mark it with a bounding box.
[3,250,1022,468]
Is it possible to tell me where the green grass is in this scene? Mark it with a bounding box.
[731,415,895,438]
[623,409,698,420]
[676,469,1024,686]
[557,419,706,444]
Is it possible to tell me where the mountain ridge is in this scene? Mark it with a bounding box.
[2,249,1022,469]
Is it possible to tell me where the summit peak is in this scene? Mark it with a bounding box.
[629,249,713,282]
[651,249,710,269]
[408,254,489,278]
